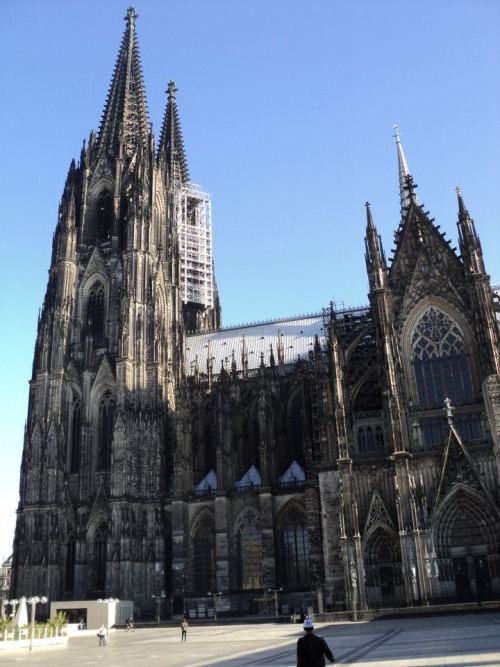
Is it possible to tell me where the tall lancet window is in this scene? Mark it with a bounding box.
[87,281,105,344]
[193,517,216,594]
[279,506,310,588]
[236,511,262,590]
[97,391,114,470]
[65,537,76,592]
[94,523,107,595]
[70,400,81,473]
[412,307,473,408]
[96,190,113,242]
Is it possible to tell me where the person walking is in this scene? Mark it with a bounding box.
[97,624,107,646]
[297,618,335,666]
[181,617,188,642]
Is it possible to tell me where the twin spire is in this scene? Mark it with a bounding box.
[98,7,150,158]
[97,6,189,181]
[157,81,190,185]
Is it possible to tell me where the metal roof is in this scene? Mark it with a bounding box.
[185,314,326,376]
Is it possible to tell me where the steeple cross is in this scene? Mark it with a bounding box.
[125,6,137,25]
[167,80,177,98]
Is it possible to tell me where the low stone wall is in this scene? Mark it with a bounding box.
[317,599,500,623]
[0,635,68,651]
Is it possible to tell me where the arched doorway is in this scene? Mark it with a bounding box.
[433,487,499,601]
[364,527,403,606]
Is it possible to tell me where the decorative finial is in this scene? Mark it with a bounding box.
[393,124,401,143]
[125,6,137,25]
[167,80,177,98]
[455,185,462,197]
[365,201,371,211]
[444,397,453,424]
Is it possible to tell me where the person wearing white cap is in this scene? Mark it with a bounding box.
[297,617,335,666]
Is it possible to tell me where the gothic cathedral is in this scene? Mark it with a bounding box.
[12,8,500,618]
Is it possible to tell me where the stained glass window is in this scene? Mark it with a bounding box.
[280,516,310,588]
[357,425,384,453]
[412,307,473,408]
[237,512,262,590]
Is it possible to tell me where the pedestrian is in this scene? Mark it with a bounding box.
[97,624,107,646]
[297,618,335,666]
[290,606,295,623]
[181,617,188,641]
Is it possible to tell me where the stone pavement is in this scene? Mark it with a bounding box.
[1,611,499,666]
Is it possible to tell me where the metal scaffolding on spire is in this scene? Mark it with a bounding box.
[176,182,214,309]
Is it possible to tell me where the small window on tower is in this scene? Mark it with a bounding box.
[86,282,105,344]
[96,190,113,242]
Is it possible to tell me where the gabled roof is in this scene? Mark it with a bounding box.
[194,469,217,492]
[236,466,262,488]
[185,313,326,377]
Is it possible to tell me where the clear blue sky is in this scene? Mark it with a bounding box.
[1,0,499,561]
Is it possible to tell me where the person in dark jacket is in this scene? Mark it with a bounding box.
[297,618,335,666]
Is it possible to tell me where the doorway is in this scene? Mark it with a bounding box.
[452,557,472,601]
[474,556,492,600]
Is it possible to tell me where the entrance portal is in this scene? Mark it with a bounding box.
[434,487,499,602]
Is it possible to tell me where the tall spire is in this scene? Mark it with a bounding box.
[97,7,150,159]
[364,202,387,290]
[157,80,190,186]
[393,124,416,217]
[456,186,485,274]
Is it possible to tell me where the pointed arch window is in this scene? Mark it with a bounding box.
[94,524,107,595]
[286,393,306,467]
[279,506,310,588]
[236,511,262,590]
[97,390,114,470]
[412,307,473,408]
[96,190,113,242]
[86,282,105,344]
[65,537,76,592]
[70,400,81,473]
[193,518,215,593]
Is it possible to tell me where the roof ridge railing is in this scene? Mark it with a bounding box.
[186,303,371,336]
[186,311,325,336]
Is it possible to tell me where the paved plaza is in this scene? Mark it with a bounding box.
[1,612,500,666]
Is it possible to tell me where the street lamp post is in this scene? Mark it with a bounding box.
[8,598,19,621]
[27,596,48,651]
[207,592,222,622]
[151,592,166,623]
[267,587,283,618]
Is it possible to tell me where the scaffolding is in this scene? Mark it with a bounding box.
[176,182,214,309]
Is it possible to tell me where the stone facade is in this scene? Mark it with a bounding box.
[11,8,500,618]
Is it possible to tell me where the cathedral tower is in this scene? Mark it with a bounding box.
[12,8,186,612]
